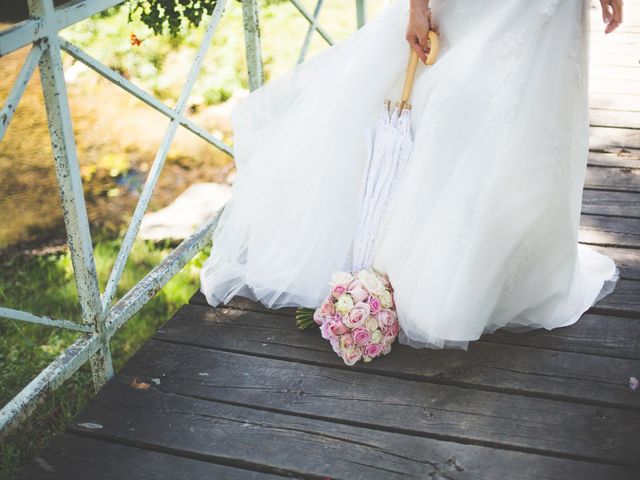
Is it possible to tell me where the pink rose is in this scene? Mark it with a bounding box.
[321,317,348,340]
[339,333,355,351]
[352,327,371,346]
[368,295,381,315]
[313,307,325,326]
[348,283,369,303]
[329,319,348,336]
[342,347,363,366]
[331,284,347,299]
[382,321,399,338]
[376,309,395,328]
[347,302,370,328]
[382,342,392,355]
[320,299,335,316]
[364,342,383,358]
[320,320,336,340]
[329,337,342,355]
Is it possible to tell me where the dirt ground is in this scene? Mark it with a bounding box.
[0,43,236,254]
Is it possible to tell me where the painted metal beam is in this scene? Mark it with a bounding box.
[296,0,325,65]
[100,0,228,314]
[0,307,94,332]
[0,334,100,439]
[28,0,113,389]
[242,0,264,91]
[356,0,366,28]
[58,38,233,157]
[288,0,334,46]
[0,41,44,141]
[0,0,123,56]
[106,208,223,336]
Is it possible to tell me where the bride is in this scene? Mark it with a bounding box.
[199,0,622,350]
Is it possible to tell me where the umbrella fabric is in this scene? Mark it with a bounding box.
[352,102,414,272]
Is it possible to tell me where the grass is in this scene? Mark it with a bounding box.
[0,235,212,479]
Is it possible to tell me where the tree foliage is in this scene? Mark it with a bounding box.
[127,0,218,36]
[128,0,287,37]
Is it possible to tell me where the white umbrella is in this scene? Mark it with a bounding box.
[352,31,439,272]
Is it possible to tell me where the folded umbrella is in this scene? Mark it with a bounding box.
[352,30,440,271]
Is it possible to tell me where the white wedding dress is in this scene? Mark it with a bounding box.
[199,0,620,350]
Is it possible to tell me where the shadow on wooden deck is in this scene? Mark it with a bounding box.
[13,5,640,480]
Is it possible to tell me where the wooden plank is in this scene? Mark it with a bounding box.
[590,109,640,129]
[159,304,640,409]
[590,78,640,95]
[579,214,640,248]
[589,53,640,69]
[190,289,296,315]
[587,244,640,280]
[581,190,640,218]
[590,127,640,150]
[590,93,640,112]
[483,312,640,359]
[116,339,640,467]
[587,150,640,169]
[590,278,640,317]
[66,380,638,479]
[15,432,284,479]
[590,65,640,80]
[191,277,640,318]
[585,165,640,192]
[590,38,640,47]
[589,37,640,48]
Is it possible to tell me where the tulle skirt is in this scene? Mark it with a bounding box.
[199,0,620,350]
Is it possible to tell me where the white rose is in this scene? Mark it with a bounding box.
[379,289,393,308]
[365,316,379,332]
[357,269,386,296]
[335,293,354,315]
[330,271,354,288]
[370,330,383,344]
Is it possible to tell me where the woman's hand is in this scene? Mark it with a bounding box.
[406,3,438,64]
[600,0,623,34]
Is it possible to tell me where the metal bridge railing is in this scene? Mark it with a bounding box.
[0,0,367,438]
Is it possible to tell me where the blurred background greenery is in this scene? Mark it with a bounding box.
[0,0,385,477]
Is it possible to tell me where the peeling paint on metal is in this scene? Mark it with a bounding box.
[242,0,264,91]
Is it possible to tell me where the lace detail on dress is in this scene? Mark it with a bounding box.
[491,79,525,123]
[568,18,586,90]
[542,0,563,19]
[455,184,482,249]
[500,241,535,298]
[450,0,483,42]
[489,28,527,123]
[393,207,419,267]
[420,94,445,140]
[551,118,571,180]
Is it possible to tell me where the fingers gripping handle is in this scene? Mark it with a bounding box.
[399,30,439,109]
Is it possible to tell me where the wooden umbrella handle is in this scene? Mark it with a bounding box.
[399,30,440,108]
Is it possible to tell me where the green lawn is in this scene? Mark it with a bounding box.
[0,236,211,478]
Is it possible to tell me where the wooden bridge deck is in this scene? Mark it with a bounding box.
[15,5,640,480]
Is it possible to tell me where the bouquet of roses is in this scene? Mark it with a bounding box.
[296,268,399,366]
